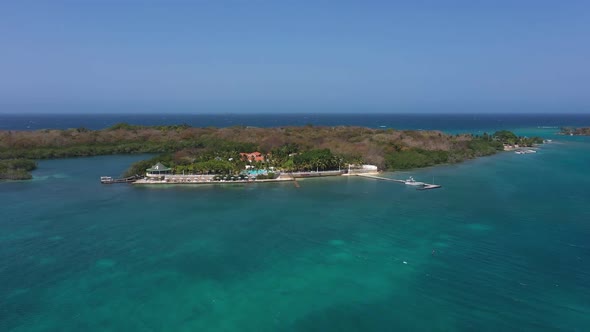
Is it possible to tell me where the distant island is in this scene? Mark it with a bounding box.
[0,124,543,180]
[560,127,590,136]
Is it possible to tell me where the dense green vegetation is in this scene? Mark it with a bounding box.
[492,130,543,146]
[1,140,200,159]
[492,130,518,144]
[292,149,343,172]
[0,159,37,180]
[383,136,505,170]
[0,124,543,180]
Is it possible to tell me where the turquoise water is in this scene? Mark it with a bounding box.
[2,130,590,331]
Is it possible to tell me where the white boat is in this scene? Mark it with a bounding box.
[417,184,442,190]
[404,176,425,186]
[100,176,113,184]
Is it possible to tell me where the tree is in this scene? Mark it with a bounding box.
[493,131,518,145]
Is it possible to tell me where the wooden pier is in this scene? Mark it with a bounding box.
[100,175,140,184]
[357,174,405,183]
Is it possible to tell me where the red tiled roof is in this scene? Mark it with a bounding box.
[240,152,265,162]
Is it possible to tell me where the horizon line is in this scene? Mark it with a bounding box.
[2,112,590,116]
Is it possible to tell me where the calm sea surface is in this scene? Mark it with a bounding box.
[1,115,590,331]
[2,113,590,133]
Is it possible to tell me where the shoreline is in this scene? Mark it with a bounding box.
[133,177,295,185]
[131,171,382,185]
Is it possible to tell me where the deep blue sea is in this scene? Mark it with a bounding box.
[2,114,590,331]
[2,113,590,133]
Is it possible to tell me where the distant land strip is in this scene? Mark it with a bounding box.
[560,127,590,136]
[0,123,543,180]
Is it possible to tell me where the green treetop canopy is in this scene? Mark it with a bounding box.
[146,162,171,172]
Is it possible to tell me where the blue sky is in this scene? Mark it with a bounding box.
[0,1,589,113]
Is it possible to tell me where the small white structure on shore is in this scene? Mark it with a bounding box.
[348,164,379,174]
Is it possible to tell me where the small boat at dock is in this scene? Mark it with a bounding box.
[416,175,441,190]
[417,184,442,190]
[404,176,425,186]
[100,176,113,183]
[515,149,537,154]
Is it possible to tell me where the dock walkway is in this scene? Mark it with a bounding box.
[356,173,442,190]
[100,175,140,184]
[357,174,405,183]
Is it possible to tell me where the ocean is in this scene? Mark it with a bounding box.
[1,114,590,331]
[2,113,590,133]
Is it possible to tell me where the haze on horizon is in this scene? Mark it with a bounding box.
[0,1,589,114]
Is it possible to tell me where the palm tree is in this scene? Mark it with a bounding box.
[318,158,328,171]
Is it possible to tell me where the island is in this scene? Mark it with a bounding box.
[0,124,543,181]
[560,127,590,136]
